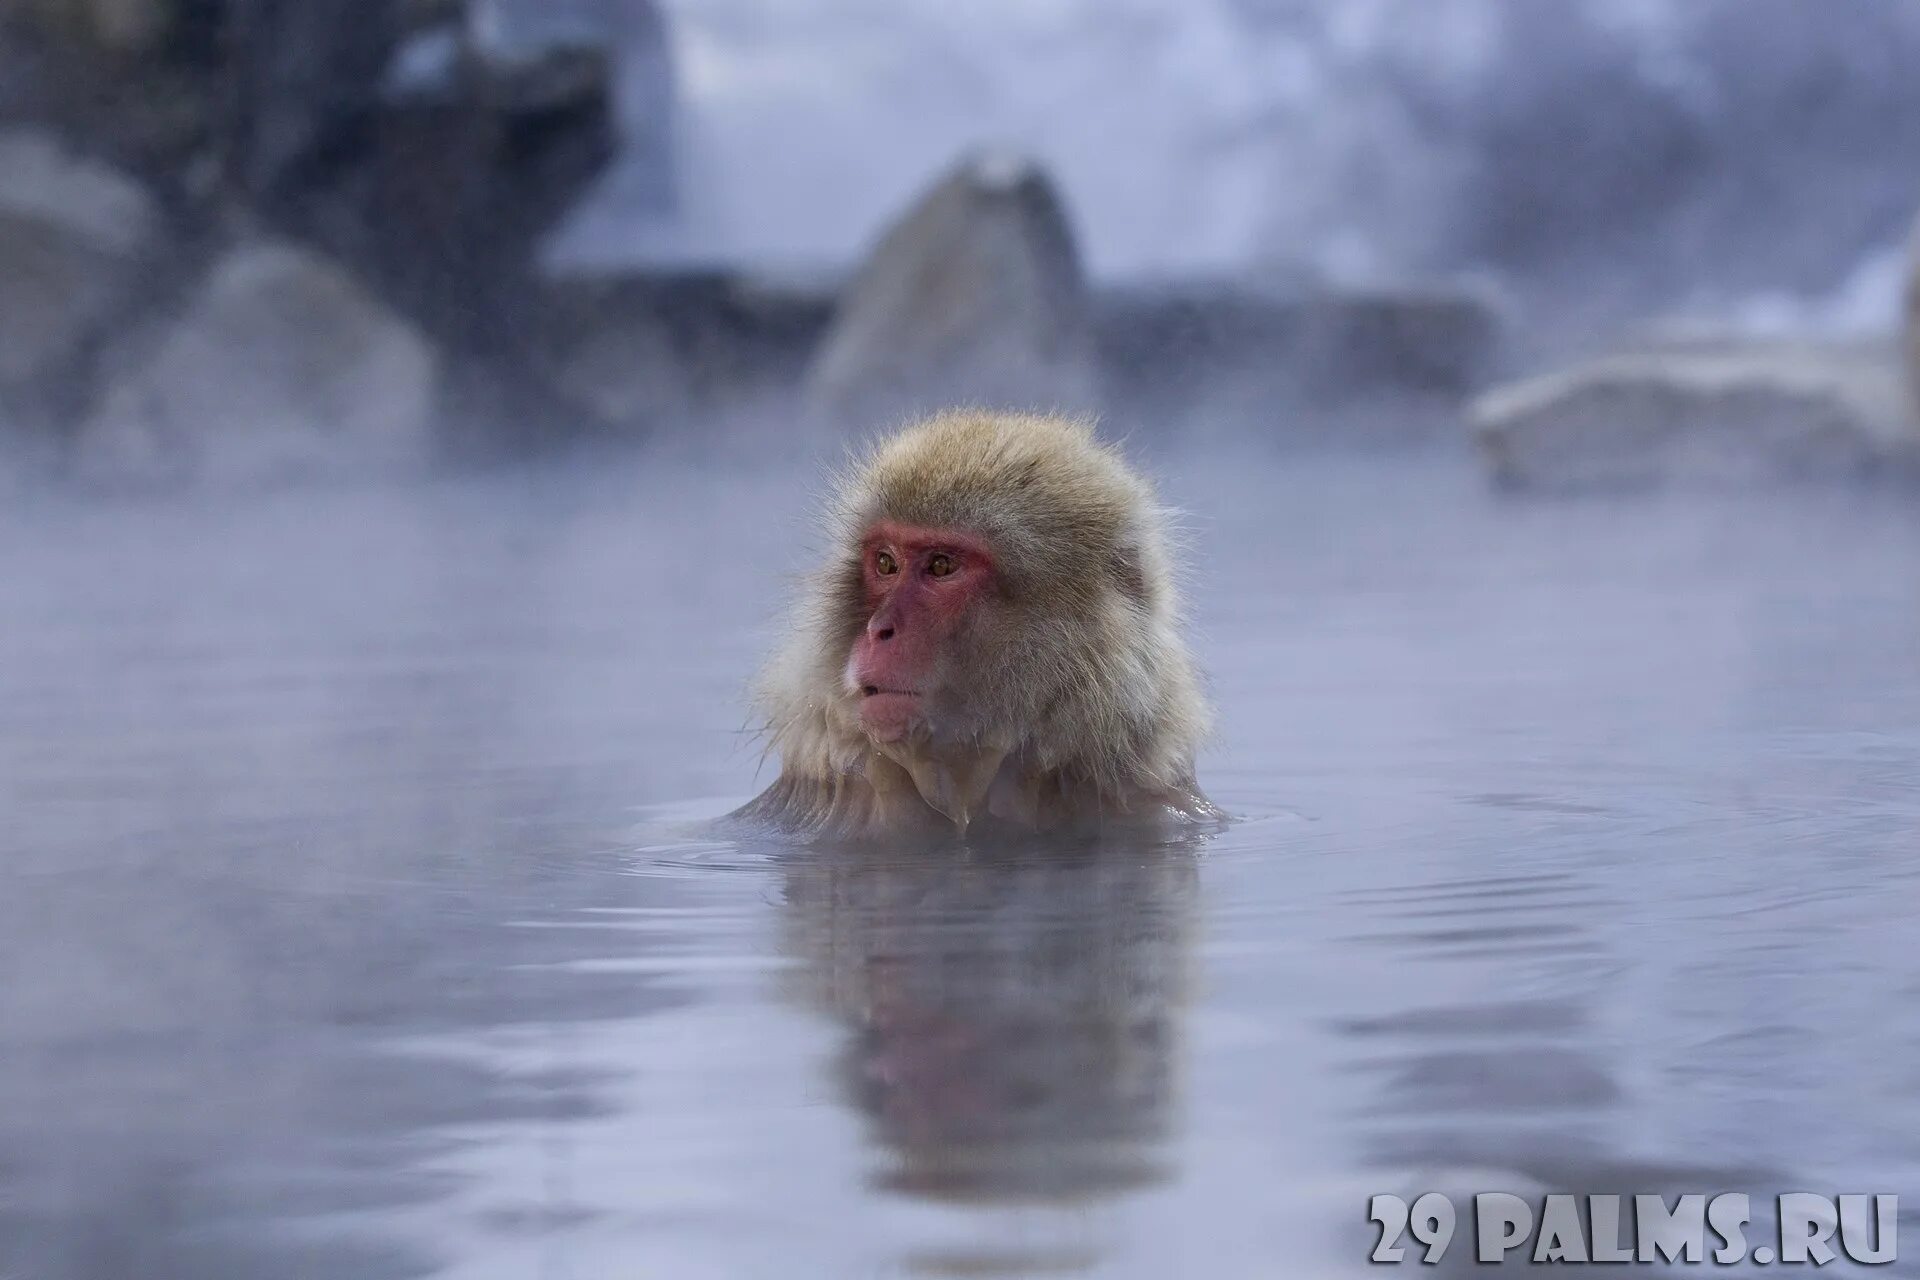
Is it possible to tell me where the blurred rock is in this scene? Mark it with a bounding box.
[501,0,678,236]
[11,0,171,54]
[72,239,438,489]
[1470,342,1920,492]
[0,0,670,472]
[1294,284,1500,399]
[541,266,838,432]
[5,0,634,353]
[1906,211,1920,413]
[0,3,221,182]
[224,0,407,202]
[1094,276,1501,440]
[806,151,1098,432]
[243,7,618,351]
[544,287,686,432]
[0,129,159,424]
[1094,279,1299,420]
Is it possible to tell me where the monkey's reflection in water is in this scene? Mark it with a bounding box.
[779,839,1200,1204]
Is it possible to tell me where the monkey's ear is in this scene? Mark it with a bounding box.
[1108,545,1152,608]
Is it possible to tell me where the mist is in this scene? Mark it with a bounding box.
[4,3,1920,1277]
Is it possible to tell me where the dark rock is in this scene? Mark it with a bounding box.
[805,151,1099,433]
[1094,279,1301,418]
[238,8,619,351]
[540,265,839,432]
[0,5,221,187]
[222,0,408,204]
[0,129,161,430]
[1293,283,1500,399]
[4,0,648,358]
[1093,276,1501,440]
[10,0,172,55]
[1,0,674,469]
[1906,211,1920,415]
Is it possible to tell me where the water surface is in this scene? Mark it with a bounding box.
[4,454,1918,1277]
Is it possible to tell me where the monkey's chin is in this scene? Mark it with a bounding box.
[858,692,926,744]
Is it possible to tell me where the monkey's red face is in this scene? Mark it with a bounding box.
[847,521,999,743]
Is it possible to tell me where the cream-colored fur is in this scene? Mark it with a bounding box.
[740,410,1214,836]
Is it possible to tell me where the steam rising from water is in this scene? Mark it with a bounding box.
[557,0,1920,334]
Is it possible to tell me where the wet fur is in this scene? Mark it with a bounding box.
[739,410,1215,836]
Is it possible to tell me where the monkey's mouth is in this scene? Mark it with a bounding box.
[859,685,919,699]
[857,687,925,742]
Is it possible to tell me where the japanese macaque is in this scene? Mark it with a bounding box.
[739,410,1215,837]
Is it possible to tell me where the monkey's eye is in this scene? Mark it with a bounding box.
[874,550,898,576]
[926,553,955,578]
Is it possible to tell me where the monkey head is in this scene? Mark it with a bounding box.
[750,411,1213,834]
